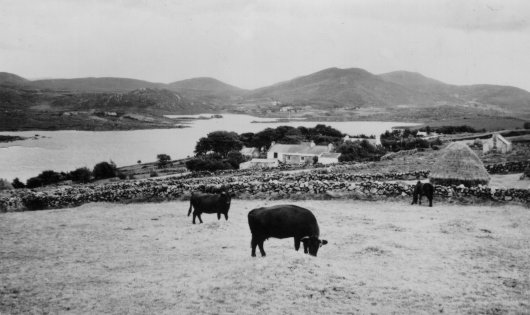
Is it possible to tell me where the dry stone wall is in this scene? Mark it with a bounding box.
[485,161,530,174]
[1,169,528,212]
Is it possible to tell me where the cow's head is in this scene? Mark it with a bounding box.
[301,236,328,256]
[220,191,232,207]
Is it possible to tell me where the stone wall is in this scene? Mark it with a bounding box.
[1,169,528,212]
[485,161,530,174]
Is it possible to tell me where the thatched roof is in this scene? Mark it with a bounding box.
[429,142,490,186]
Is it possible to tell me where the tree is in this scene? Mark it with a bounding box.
[92,161,117,180]
[194,131,243,158]
[227,151,245,169]
[157,154,171,168]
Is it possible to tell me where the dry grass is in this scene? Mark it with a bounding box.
[1,200,529,314]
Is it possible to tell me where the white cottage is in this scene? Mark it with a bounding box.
[267,141,338,165]
[482,133,512,154]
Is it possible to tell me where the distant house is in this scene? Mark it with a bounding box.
[239,158,279,170]
[267,141,337,165]
[482,133,513,154]
[318,152,341,165]
[343,135,377,146]
[279,106,294,112]
[240,147,261,159]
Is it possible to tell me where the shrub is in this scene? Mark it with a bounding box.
[117,172,127,180]
[226,151,245,169]
[185,157,234,172]
[150,171,158,177]
[92,161,117,180]
[11,178,25,189]
[524,122,530,129]
[26,177,43,188]
[68,167,92,183]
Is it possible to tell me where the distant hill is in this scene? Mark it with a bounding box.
[0,72,29,86]
[249,67,432,107]
[245,67,530,113]
[168,77,245,93]
[28,77,165,93]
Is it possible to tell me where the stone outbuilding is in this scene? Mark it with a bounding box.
[482,133,512,154]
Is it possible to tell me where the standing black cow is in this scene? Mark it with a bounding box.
[411,181,434,207]
[247,205,328,257]
[188,192,232,224]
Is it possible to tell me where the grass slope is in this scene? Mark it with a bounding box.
[1,200,528,314]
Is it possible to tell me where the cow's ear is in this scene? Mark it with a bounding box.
[321,240,328,245]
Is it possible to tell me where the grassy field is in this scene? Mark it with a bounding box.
[1,200,529,314]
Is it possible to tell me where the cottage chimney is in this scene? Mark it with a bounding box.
[271,141,276,147]
[310,141,315,148]
[328,143,334,152]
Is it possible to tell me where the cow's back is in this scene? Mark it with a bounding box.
[248,205,319,239]
[191,192,220,213]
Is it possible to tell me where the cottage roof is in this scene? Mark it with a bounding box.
[269,142,330,155]
[320,152,341,158]
[494,134,511,146]
[240,147,259,155]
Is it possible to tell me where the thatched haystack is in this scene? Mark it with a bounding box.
[429,142,490,186]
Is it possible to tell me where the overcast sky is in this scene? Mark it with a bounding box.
[1,0,529,90]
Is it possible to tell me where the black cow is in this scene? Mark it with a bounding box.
[411,181,434,207]
[247,205,328,257]
[188,192,232,224]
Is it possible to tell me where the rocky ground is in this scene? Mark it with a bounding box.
[1,200,529,314]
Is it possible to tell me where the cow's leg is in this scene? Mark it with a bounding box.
[429,195,433,207]
[251,236,258,257]
[217,212,221,220]
[192,212,197,224]
[303,241,308,254]
[418,194,422,205]
[197,213,203,224]
[258,240,266,257]
[294,238,301,251]
[223,212,228,221]
[188,202,193,216]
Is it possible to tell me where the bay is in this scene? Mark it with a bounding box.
[0,114,419,181]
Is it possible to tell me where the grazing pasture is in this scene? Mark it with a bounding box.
[1,200,529,314]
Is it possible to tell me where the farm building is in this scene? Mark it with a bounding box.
[240,147,260,159]
[267,141,338,165]
[429,142,490,186]
[239,159,279,170]
[482,133,512,154]
[318,152,342,165]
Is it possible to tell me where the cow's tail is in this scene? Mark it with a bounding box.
[188,201,192,217]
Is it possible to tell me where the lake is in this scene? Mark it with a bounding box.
[0,114,419,181]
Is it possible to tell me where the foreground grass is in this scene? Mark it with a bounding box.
[1,200,529,314]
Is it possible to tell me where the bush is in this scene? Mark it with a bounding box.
[11,178,25,189]
[185,157,234,172]
[524,122,530,129]
[26,177,43,189]
[92,161,117,180]
[68,167,92,183]
[226,151,245,169]
[150,171,158,177]
[117,172,127,180]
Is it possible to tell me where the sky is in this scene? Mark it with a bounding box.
[1,0,530,90]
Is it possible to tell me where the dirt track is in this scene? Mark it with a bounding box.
[1,200,529,314]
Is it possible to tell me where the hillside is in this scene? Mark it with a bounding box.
[28,77,165,93]
[168,77,247,107]
[0,72,29,86]
[246,68,530,115]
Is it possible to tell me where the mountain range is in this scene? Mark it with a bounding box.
[1,67,529,130]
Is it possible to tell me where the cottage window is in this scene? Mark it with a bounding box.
[274,152,278,158]
[301,156,305,161]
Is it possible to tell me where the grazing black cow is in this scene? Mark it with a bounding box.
[188,192,232,224]
[411,181,434,207]
[247,205,328,257]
